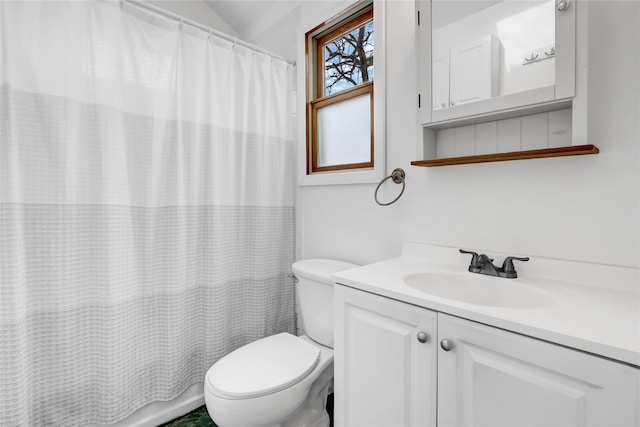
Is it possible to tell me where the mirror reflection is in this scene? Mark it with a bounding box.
[432,0,555,110]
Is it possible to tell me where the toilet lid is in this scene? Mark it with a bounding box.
[207,333,320,398]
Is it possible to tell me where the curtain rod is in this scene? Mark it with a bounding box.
[122,0,295,65]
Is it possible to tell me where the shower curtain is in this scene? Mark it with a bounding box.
[0,1,296,425]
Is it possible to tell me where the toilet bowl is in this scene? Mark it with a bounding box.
[205,334,334,427]
[204,259,358,427]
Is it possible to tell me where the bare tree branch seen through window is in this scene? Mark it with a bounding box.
[323,20,374,96]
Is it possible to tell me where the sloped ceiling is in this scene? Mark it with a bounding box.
[166,1,507,60]
[204,0,303,55]
[204,1,288,36]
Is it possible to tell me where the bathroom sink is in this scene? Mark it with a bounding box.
[404,272,552,308]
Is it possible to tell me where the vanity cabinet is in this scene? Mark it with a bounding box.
[438,313,639,426]
[334,285,437,426]
[334,285,640,427]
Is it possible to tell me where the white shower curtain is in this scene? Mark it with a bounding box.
[0,1,296,425]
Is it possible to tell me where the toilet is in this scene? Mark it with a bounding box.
[204,259,358,427]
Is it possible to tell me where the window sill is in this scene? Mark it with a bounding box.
[299,167,384,186]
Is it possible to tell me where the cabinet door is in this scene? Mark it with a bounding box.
[334,285,437,427]
[432,52,450,110]
[449,35,499,107]
[438,314,640,427]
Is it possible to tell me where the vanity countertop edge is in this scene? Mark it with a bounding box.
[331,246,640,368]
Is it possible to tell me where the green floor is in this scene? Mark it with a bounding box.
[160,406,218,427]
[161,394,333,427]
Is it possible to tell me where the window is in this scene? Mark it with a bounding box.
[306,4,375,174]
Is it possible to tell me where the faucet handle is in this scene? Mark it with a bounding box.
[459,249,479,263]
[459,249,481,272]
[501,256,530,278]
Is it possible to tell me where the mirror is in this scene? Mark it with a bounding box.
[431,0,555,111]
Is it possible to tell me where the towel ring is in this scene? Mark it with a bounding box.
[374,168,406,206]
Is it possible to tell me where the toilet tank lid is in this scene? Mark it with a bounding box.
[207,333,320,399]
[292,259,359,285]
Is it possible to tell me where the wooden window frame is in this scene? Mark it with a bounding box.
[315,9,374,99]
[306,4,374,174]
[311,81,374,172]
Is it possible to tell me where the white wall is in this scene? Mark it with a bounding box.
[170,0,638,270]
[296,0,639,270]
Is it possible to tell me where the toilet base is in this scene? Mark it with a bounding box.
[279,362,333,427]
[205,361,333,427]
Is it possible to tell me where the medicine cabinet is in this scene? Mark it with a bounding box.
[414,0,599,166]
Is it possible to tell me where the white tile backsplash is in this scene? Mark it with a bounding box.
[497,117,522,152]
[474,121,498,155]
[548,108,572,147]
[454,125,475,156]
[436,128,456,158]
[434,108,572,158]
[521,112,549,150]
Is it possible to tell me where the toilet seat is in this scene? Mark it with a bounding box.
[207,333,320,399]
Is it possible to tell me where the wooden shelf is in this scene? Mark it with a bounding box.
[411,144,599,167]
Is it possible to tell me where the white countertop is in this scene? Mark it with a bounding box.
[331,243,640,367]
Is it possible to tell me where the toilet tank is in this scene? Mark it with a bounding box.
[292,259,358,348]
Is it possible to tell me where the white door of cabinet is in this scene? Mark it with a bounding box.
[334,285,437,427]
[449,35,499,107]
[437,313,640,427]
[432,52,450,110]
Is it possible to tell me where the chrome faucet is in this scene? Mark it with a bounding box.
[459,249,529,279]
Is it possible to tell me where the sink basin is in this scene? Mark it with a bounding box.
[404,272,552,308]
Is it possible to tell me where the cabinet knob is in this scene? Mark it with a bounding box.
[440,339,453,351]
[556,0,570,11]
[417,331,429,343]
[450,101,455,106]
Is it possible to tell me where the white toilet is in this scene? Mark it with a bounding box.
[204,259,358,427]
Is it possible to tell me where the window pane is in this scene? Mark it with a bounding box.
[317,93,371,167]
[323,19,374,96]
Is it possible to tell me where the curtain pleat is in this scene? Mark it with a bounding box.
[0,2,296,425]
